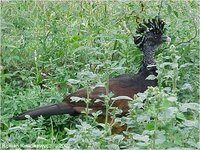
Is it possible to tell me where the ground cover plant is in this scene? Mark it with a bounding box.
[1,1,199,149]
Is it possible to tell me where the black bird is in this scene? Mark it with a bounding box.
[14,16,170,133]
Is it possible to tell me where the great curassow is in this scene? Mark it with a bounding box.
[14,16,170,133]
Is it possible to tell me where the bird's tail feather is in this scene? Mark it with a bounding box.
[14,102,75,120]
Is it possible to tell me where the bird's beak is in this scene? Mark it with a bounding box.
[161,35,171,45]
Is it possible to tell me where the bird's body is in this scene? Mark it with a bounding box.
[14,17,170,133]
[64,65,157,114]
[14,66,157,120]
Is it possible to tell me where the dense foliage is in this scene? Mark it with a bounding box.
[1,1,199,149]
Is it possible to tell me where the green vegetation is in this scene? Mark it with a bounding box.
[1,1,199,149]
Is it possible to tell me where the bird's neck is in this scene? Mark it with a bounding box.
[141,43,158,68]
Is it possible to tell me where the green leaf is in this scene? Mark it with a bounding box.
[173,11,179,17]
[137,114,150,123]
[160,98,173,109]
[132,133,149,143]
[68,79,80,84]
[167,96,177,102]
[155,130,166,145]
[111,96,133,101]
[107,144,120,150]
[167,4,172,14]
[145,121,155,130]
[146,75,156,80]
[70,96,84,102]
[176,112,186,121]
[179,103,200,112]
[158,107,178,121]
[182,120,198,128]
[181,83,193,91]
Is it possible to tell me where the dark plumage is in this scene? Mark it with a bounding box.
[134,16,166,48]
[14,16,170,133]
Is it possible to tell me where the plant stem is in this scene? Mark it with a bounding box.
[86,86,90,122]
[152,117,157,149]
[34,50,40,85]
[50,118,55,149]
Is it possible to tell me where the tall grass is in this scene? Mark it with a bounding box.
[1,1,199,149]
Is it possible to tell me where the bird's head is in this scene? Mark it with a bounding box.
[134,16,170,50]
